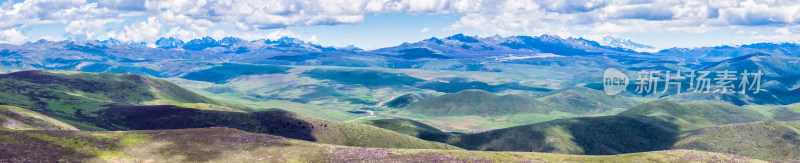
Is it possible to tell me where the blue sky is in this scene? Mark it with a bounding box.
[1,0,799,50]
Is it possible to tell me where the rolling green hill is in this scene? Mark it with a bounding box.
[405,89,550,116]
[0,127,765,162]
[747,103,800,121]
[618,100,766,130]
[448,115,680,155]
[382,94,423,108]
[404,88,640,117]
[91,105,459,150]
[0,70,248,129]
[0,105,78,130]
[443,100,770,156]
[539,87,640,114]
[674,121,800,161]
[0,70,456,150]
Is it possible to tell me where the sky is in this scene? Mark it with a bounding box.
[1,0,800,50]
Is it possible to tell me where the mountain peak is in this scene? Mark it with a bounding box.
[423,37,444,44]
[267,37,304,44]
[219,36,245,46]
[99,38,123,46]
[183,37,221,50]
[155,37,185,49]
[445,33,479,43]
[599,36,654,52]
[536,34,563,41]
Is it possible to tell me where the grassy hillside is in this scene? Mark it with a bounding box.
[404,88,640,117]
[618,100,766,130]
[0,70,460,150]
[302,69,424,89]
[448,115,680,155]
[444,100,770,156]
[0,105,78,130]
[181,63,291,84]
[90,105,458,150]
[0,70,248,129]
[0,127,765,162]
[745,103,800,121]
[359,119,452,142]
[538,87,640,114]
[405,89,550,116]
[675,121,800,161]
[383,94,422,108]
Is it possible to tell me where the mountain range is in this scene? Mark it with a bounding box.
[3,31,800,161]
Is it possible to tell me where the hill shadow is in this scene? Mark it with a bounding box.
[451,125,553,152]
[449,115,680,155]
[564,116,679,155]
[93,105,316,142]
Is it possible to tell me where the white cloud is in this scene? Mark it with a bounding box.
[591,22,643,34]
[265,29,299,40]
[751,26,800,43]
[211,30,227,40]
[64,19,120,41]
[734,29,758,35]
[106,17,161,42]
[164,26,200,41]
[141,0,489,31]
[446,0,800,35]
[307,35,318,43]
[420,27,430,32]
[4,0,800,43]
[0,28,28,44]
[0,0,115,29]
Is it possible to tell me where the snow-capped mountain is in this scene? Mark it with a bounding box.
[373,33,642,57]
[99,38,149,47]
[598,36,655,52]
[219,37,246,46]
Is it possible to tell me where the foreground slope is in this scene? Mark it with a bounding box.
[0,70,245,127]
[0,127,764,162]
[92,105,459,150]
[0,105,78,130]
[674,121,800,161]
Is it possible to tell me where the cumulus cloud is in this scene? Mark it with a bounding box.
[446,0,800,36]
[0,28,28,44]
[140,0,488,31]
[0,0,114,29]
[3,0,800,43]
[265,29,300,40]
[65,19,120,41]
[106,17,161,42]
[751,26,800,43]
[164,26,200,41]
